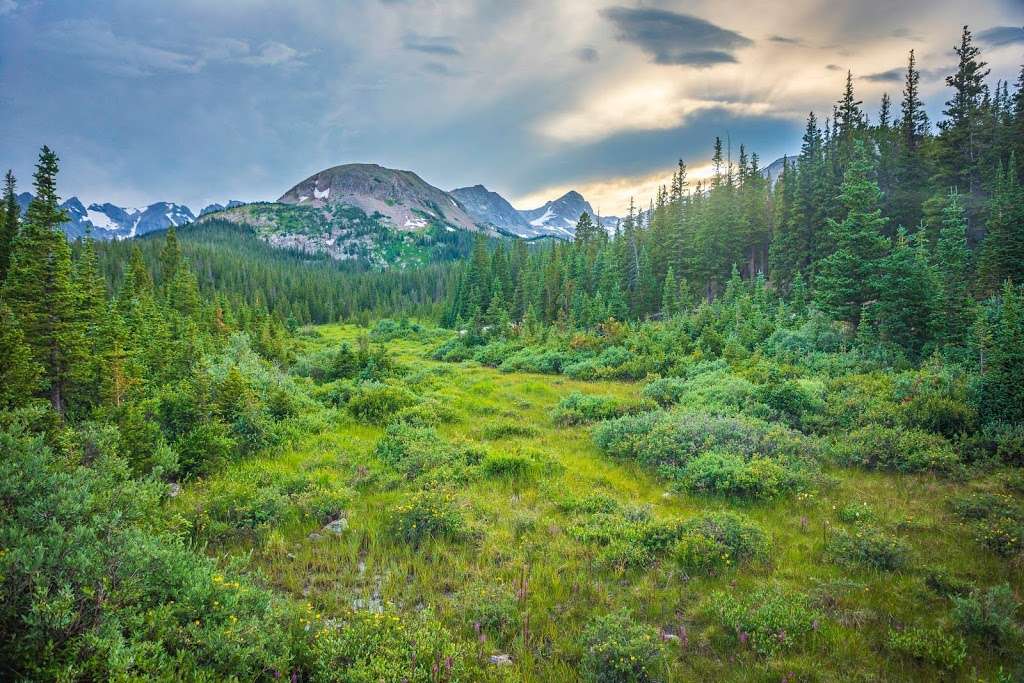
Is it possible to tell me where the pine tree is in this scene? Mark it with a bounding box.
[890,50,932,233]
[815,141,890,326]
[875,229,938,356]
[0,170,19,283]
[661,266,679,317]
[978,157,1024,291]
[159,225,182,287]
[933,191,974,346]
[0,304,41,410]
[937,26,990,199]
[0,146,82,416]
[978,282,1024,425]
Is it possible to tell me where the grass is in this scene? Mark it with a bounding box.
[175,323,1022,681]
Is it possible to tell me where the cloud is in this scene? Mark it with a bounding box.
[422,61,462,77]
[0,0,16,17]
[43,21,306,77]
[825,64,843,71]
[602,7,752,67]
[575,46,600,63]
[978,25,1024,46]
[402,33,461,56]
[769,35,804,45]
[864,64,951,83]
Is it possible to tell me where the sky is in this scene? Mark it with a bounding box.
[1,1,1022,216]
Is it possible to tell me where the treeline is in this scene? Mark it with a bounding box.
[91,220,459,326]
[443,26,1024,360]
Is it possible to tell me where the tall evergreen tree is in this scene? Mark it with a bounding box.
[933,191,974,347]
[978,157,1024,291]
[0,146,82,416]
[937,26,990,201]
[815,141,890,326]
[0,170,19,283]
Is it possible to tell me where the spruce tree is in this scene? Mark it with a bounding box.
[0,304,41,410]
[875,229,938,356]
[978,157,1024,292]
[0,170,19,283]
[937,26,990,199]
[0,146,82,416]
[933,191,974,346]
[978,282,1024,425]
[661,266,679,317]
[815,141,890,326]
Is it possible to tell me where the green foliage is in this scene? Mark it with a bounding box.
[346,381,418,424]
[673,511,769,574]
[831,424,959,473]
[677,451,806,499]
[887,626,967,670]
[580,610,662,683]
[715,587,821,656]
[952,583,1021,648]
[825,526,911,571]
[387,490,468,547]
[551,391,654,426]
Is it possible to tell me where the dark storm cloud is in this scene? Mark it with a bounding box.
[602,7,752,66]
[864,67,904,82]
[978,25,1024,45]
[402,33,462,56]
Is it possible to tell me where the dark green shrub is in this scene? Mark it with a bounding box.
[500,347,586,374]
[472,340,524,367]
[640,377,690,406]
[175,420,237,477]
[673,512,769,574]
[558,493,622,515]
[832,424,959,473]
[482,453,535,481]
[580,610,662,683]
[887,626,966,670]
[715,587,821,656]
[952,584,1021,647]
[374,423,465,482]
[824,526,910,571]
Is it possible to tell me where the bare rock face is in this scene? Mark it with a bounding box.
[278,163,482,233]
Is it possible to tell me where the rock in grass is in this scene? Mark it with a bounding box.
[489,654,513,666]
[324,517,348,534]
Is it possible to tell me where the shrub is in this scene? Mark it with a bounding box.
[373,423,460,482]
[824,526,910,571]
[551,392,654,426]
[677,451,806,499]
[952,584,1021,647]
[640,377,690,406]
[983,421,1024,464]
[558,493,622,515]
[836,501,878,525]
[346,382,418,424]
[715,587,821,656]
[472,340,524,367]
[755,379,821,428]
[460,582,521,637]
[563,346,652,381]
[368,317,429,342]
[832,424,959,474]
[594,408,810,473]
[500,347,586,374]
[387,491,468,547]
[0,423,294,680]
[887,627,966,670]
[430,336,476,362]
[580,611,662,683]
[175,419,237,477]
[673,512,769,574]
[310,609,478,682]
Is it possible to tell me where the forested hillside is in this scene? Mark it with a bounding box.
[0,24,1022,683]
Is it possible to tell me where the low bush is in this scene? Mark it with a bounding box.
[580,610,662,683]
[459,582,520,637]
[594,408,811,474]
[887,626,966,671]
[715,587,821,656]
[346,381,418,424]
[480,421,538,439]
[557,493,622,515]
[677,451,806,499]
[374,423,470,483]
[836,501,878,525]
[831,424,960,474]
[982,421,1024,465]
[673,512,769,574]
[387,491,468,547]
[640,377,690,406]
[563,345,653,381]
[551,392,654,426]
[952,583,1021,648]
[499,347,587,375]
[472,340,525,367]
[824,526,910,571]
[310,609,479,682]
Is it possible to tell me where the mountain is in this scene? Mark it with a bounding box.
[761,156,795,186]
[518,191,619,239]
[449,185,534,237]
[278,163,484,234]
[15,193,195,239]
[200,200,244,216]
